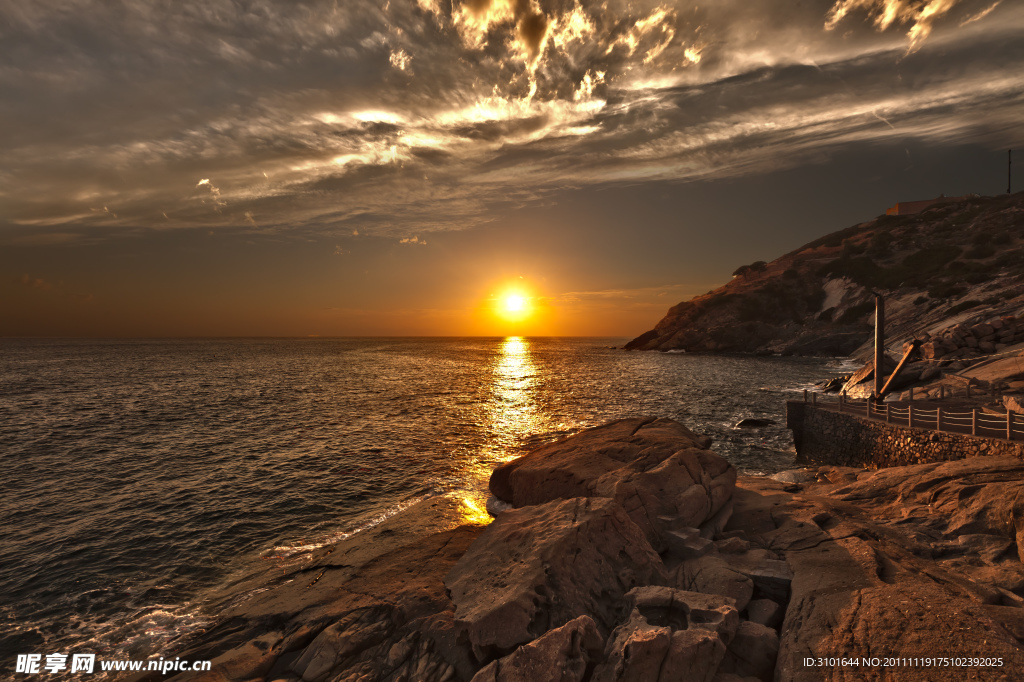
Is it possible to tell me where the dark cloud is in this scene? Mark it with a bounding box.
[0,0,1021,244]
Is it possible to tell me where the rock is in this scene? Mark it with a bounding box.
[673,555,754,611]
[714,537,751,554]
[489,417,709,505]
[591,587,739,682]
[699,499,734,540]
[727,471,1024,681]
[445,497,664,661]
[745,599,783,629]
[728,554,793,604]
[1004,394,1024,414]
[663,526,714,560]
[734,418,777,428]
[972,323,995,338]
[957,534,1014,564]
[718,621,779,682]
[491,417,735,551]
[919,365,941,381]
[470,615,604,682]
[769,469,817,485]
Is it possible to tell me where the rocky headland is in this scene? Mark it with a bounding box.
[625,192,1024,359]
[136,417,1024,682]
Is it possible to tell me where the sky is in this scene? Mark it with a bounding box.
[2,0,1023,337]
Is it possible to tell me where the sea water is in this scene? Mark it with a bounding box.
[0,337,844,664]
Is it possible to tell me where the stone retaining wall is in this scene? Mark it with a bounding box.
[786,400,1024,468]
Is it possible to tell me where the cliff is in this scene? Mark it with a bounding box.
[626,192,1024,356]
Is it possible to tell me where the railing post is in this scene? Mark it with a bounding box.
[839,392,844,413]
[886,403,891,423]
[940,386,945,400]
[1009,410,1014,441]
[803,389,808,402]
[866,398,871,418]
[972,409,977,436]
[909,405,913,428]
[937,407,942,432]
[909,387,914,401]
[967,384,972,398]
[812,392,817,405]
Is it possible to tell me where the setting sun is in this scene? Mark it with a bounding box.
[496,289,532,322]
[503,294,526,313]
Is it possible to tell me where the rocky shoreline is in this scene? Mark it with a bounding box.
[138,417,1024,681]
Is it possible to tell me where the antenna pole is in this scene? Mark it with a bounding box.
[874,292,884,402]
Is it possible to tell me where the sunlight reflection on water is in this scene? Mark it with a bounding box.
[487,336,541,463]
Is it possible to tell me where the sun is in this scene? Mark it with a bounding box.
[495,288,533,322]
[503,294,526,313]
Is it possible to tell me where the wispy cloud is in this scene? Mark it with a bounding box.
[1,0,1020,240]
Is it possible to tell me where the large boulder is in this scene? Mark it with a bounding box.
[445,497,665,662]
[490,417,734,550]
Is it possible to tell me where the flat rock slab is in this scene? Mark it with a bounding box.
[445,496,664,662]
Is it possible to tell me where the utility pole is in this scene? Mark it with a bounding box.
[874,292,884,402]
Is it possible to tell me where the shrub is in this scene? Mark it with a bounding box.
[837,301,875,325]
[949,300,982,315]
[902,245,962,271]
[965,244,996,259]
[928,282,966,299]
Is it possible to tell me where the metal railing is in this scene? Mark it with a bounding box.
[801,390,1024,441]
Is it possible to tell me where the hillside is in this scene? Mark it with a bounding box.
[626,192,1024,359]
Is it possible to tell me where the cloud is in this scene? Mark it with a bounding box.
[0,0,1021,240]
[825,0,985,52]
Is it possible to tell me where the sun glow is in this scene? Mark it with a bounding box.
[496,288,533,322]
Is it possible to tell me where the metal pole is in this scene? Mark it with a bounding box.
[874,293,884,401]
[866,399,871,418]
[937,407,942,432]
[909,405,913,428]
[886,403,891,423]
[972,409,977,436]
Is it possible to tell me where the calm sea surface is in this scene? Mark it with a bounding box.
[0,337,847,664]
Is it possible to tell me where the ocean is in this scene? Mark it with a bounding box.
[0,337,847,667]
